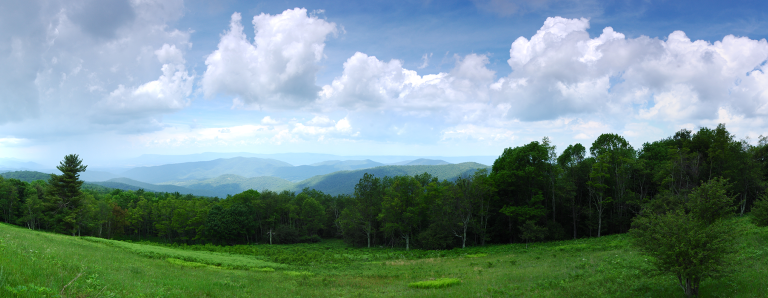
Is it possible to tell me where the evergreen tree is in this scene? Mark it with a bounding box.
[47,154,87,235]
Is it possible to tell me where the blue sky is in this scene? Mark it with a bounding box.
[2,0,768,167]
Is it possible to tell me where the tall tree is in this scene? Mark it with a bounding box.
[491,141,549,242]
[344,173,384,248]
[48,154,87,235]
[379,175,424,250]
[558,143,586,239]
[0,176,19,224]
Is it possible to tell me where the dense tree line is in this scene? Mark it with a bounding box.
[1,124,767,251]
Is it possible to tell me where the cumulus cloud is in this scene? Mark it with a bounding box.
[320,52,495,124]
[202,9,337,109]
[0,0,193,133]
[491,16,768,126]
[315,15,768,148]
[93,57,193,123]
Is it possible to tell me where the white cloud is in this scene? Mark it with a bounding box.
[306,115,335,127]
[134,115,357,150]
[489,16,768,128]
[441,124,516,142]
[155,44,185,65]
[0,137,25,146]
[320,52,495,124]
[293,116,355,137]
[0,0,193,133]
[202,9,337,109]
[261,116,279,125]
[93,55,193,123]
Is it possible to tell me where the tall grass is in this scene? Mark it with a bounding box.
[0,217,766,297]
[408,278,461,288]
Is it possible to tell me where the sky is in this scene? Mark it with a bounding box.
[2,0,768,167]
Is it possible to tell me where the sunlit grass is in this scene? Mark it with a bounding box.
[1,217,766,297]
[408,278,461,288]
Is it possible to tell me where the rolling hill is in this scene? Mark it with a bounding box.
[5,162,490,198]
[388,158,451,166]
[120,157,293,184]
[163,162,490,196]
[164,174,294,197]
[120,152,497,167]
[293,162,489,195]
[119,157,390,184]
[91,178,220,197]
[0,169,120,182]
[271,160,385,182]
[0,170,51,182]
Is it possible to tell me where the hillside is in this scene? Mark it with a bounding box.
[120,157,293,184]
[390,158,452,165]
[294,162,489,195]
[4,163,489,198]
[0,170,51,182]
[2,218,766,297]
[121,152,497,167]
[91,178,220,197]
[119,157,390,184]
[308,159,385,169]
[80,170,122,182]
[165,174,294,197]
[159,163,489,196]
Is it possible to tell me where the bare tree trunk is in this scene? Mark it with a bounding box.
[405,233,409,251]
[597,205,603,238]
[462,224,467,248]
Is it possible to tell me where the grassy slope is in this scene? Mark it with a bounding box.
[2,217,765,297]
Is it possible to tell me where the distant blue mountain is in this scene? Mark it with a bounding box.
[119,152,496,167]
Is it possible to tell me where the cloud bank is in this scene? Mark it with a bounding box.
[3,4,768,160]
[0,0,193,133]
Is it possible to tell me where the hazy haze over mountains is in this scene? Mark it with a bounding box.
[2,152,493,198]
[2,153,491,198]
[117,152,496,168]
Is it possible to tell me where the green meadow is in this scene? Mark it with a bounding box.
[1,217,766,298]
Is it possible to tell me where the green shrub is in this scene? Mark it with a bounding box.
[751,194,768,227]
[408,278,461,289]
[275,225,300,244]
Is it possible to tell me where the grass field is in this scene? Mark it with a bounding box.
[1,217,766,297]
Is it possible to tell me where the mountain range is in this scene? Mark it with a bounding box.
[2,161,490,197]
[1,154,494,197]
[118,152,497,167]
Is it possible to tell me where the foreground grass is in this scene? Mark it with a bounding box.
[1,217,766,297]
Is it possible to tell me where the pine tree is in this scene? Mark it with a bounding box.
[48,154,87,235]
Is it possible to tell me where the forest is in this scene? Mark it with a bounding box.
[1,124,767,251]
